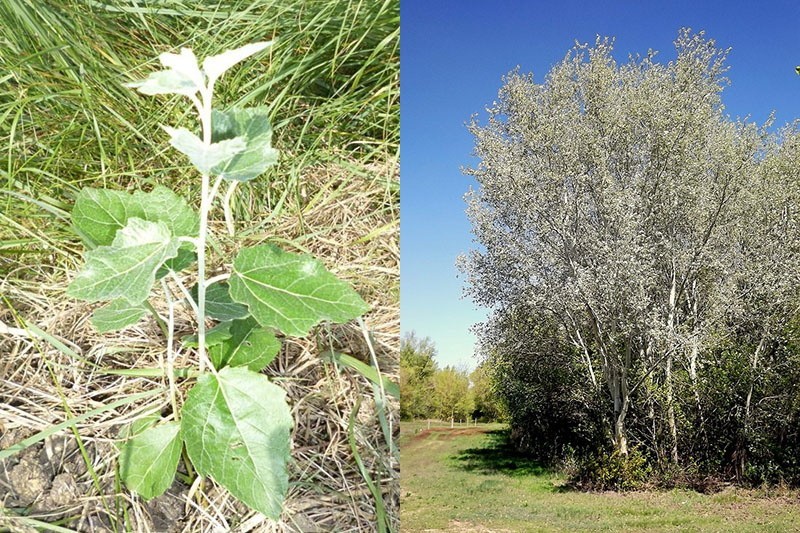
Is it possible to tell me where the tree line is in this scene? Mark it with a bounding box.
[400,332,504,423]
[460,29,800,487]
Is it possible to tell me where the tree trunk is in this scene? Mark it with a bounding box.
[614,392,630,456]
[740,335,767,475]
[666,267,679,464]
[567,311,598,390]
[610,339,632,456]
[688,340,707,450]
[687,281,707,455]
[666,353,679,464]
[744,336,767,423]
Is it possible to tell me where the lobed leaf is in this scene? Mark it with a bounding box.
[125,69,201,97]
[158,48,205,89]
[126,48,204,97]
[211,106,279,182]
[157,246,197,278]
[209,317,281,372]
[181,367,292,519]
[72,186,198,248]
[119,421,182,500]
[229,244,369,337]
[113,216,169,247]
[117,412,161,444]
[162,126,246,175]
[91,299,147,333]
[67,218,180,304]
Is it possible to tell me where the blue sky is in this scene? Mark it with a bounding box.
[400,0,800,370]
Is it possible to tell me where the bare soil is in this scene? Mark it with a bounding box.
[0,426,190,531]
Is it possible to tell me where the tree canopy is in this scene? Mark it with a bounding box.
[461,29,800,485]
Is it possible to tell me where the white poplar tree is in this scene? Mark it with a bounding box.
[460,30,771,457]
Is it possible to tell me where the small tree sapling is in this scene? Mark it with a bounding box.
[67,42,368,519]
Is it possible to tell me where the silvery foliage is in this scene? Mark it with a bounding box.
[460,29,800,449]
[729,129,800,340]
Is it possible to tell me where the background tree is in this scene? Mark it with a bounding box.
[469,361,506,422]
[432,366,474,424]
[400,331,438,419]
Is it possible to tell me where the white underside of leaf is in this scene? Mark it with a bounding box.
[163,126,246,174]
[203,41,273,84]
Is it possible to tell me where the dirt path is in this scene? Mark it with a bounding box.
[408,426,490,444]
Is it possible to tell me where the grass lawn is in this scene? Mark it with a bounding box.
[401,422,800,532]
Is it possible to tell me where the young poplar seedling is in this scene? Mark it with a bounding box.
[66,42,368,519]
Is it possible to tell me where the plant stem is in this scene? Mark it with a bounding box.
[224,180,239,236]
[205,273,230,287]
[170,272,199,316]
[196,86,214,374]
[198,172,209,374]
[161,279,180,421]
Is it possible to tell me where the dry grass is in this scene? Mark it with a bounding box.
[0,156,399,532]
[1,0,397,530]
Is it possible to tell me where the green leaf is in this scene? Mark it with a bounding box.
[209,317,281,371]
[116,412,160,446]
[67,219,180,304]
[72,188,128,246]
[157,245,197,278]
[182,367,292,519]
[72,186,198,248]
[119,421,182,500]
[91,299,147,333]
[229,244,369,337]
[189,281,249,321]
[203,42,273,84]
[182,320,233,348]
[162,126,246,175]
[211,106,279,182]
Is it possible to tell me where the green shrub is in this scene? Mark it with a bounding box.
[573,448,651,491]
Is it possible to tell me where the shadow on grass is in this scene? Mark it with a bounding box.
[450,428,553,478]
